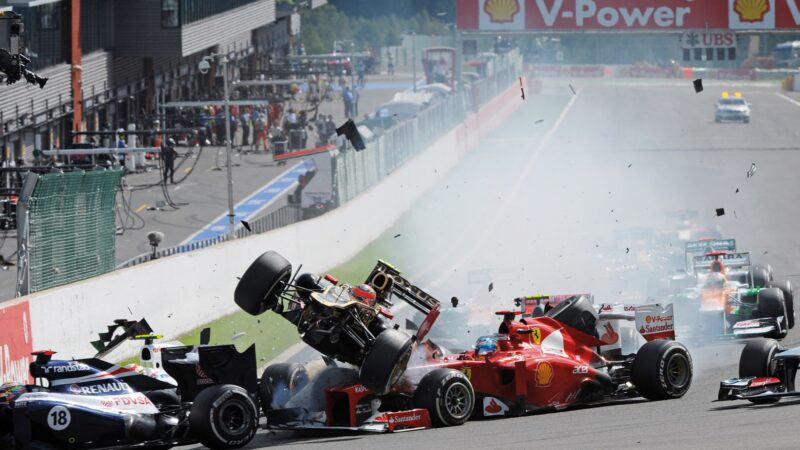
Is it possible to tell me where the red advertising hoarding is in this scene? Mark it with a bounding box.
[457,0,800,31]
[0,300,33,384]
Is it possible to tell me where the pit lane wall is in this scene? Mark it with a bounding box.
[0,79,525,384]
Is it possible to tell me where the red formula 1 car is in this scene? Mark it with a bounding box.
[262,295,692,432]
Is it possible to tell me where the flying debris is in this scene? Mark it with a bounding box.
[241,220,251,232]
[393,233,401,239]
[535,119,544,124]
[693,79,703,93]
[715,208,725,216]
[746,162,757,178]
[451,296,459,308]
[569,84,577,95]
[232,332,246,341]
[336,119,366,151]
[519,77,525,100]
[488,282,494,292]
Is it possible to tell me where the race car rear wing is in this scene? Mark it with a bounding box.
[692,252,750,272]
[685,239,736,272]
[517,294,594,318]
[596,303,675,342]
[365,260,440,316]
[685,238,736,254]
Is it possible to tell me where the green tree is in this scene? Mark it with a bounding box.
[302,4,447,54]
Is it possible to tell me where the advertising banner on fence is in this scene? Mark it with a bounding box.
[0,300,33,384]
[457,0,800,30]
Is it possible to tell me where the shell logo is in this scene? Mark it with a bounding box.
[536,361,554,387]
[733,0,770,22]
[484,0,520,23]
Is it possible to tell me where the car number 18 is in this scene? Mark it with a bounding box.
[48,405,71,431]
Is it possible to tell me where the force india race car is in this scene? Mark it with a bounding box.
[234,251,441,393]
[260,295,692,432]
[718,338,800,403]
[669,249,795,340]
[0,340,262,449]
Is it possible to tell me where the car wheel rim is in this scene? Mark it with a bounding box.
[666,353,690,389]
[218,399,250,435]
[444,383,471,419]
[388,346,413,387]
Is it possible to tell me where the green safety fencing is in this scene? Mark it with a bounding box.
[25,169,122,293]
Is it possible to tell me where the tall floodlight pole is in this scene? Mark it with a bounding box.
[412,30,417,92]
[222,56,235,239]
[200,54,236,240]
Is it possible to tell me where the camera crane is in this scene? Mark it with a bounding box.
[0,11,48,88]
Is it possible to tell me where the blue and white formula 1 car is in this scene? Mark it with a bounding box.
[1,341,261,449]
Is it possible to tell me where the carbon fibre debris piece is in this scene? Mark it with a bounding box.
[693,79,703,93]
[716,208,725,216]
[747,162,757,178]
[336,119,366,151]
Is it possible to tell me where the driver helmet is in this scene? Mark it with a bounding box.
[352,284,377,307]
[710,260,725,274]
[704,272,727,289]
[475,336,498,356]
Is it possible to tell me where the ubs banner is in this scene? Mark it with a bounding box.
[457,0,800,30]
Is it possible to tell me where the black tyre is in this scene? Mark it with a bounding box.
[739,338,781,404]
[757,288,788,339]
[359,329,414,393]
[189,384,258,449]
[632,340,692,400]
[234,251,292,316]
[749,266,771,288]
[258,362,309,415]
[413,368,475,427]
[768,280,795,329]
[144,389,180,409]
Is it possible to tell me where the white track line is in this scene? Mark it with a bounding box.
[428,91,581,289]
[776,92,800,108]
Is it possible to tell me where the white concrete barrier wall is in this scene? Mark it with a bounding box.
[0,80,523,381]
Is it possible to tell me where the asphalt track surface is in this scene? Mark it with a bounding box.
[180,79,800,449]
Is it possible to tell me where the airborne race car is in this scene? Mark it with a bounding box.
[0,341,261,449]
[260,295,692,432]
[234,251,441,394]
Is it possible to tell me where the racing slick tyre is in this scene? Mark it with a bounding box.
[756,288,788,339]
[234,251,292,316]
[258,362,309,415]
[631,340,692,400]
[189,384,258,449]
[768,280,795,329]
[359,329,414,393]
[749,266,771,288]
[739,338,781,404]
[413,368,475,427]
